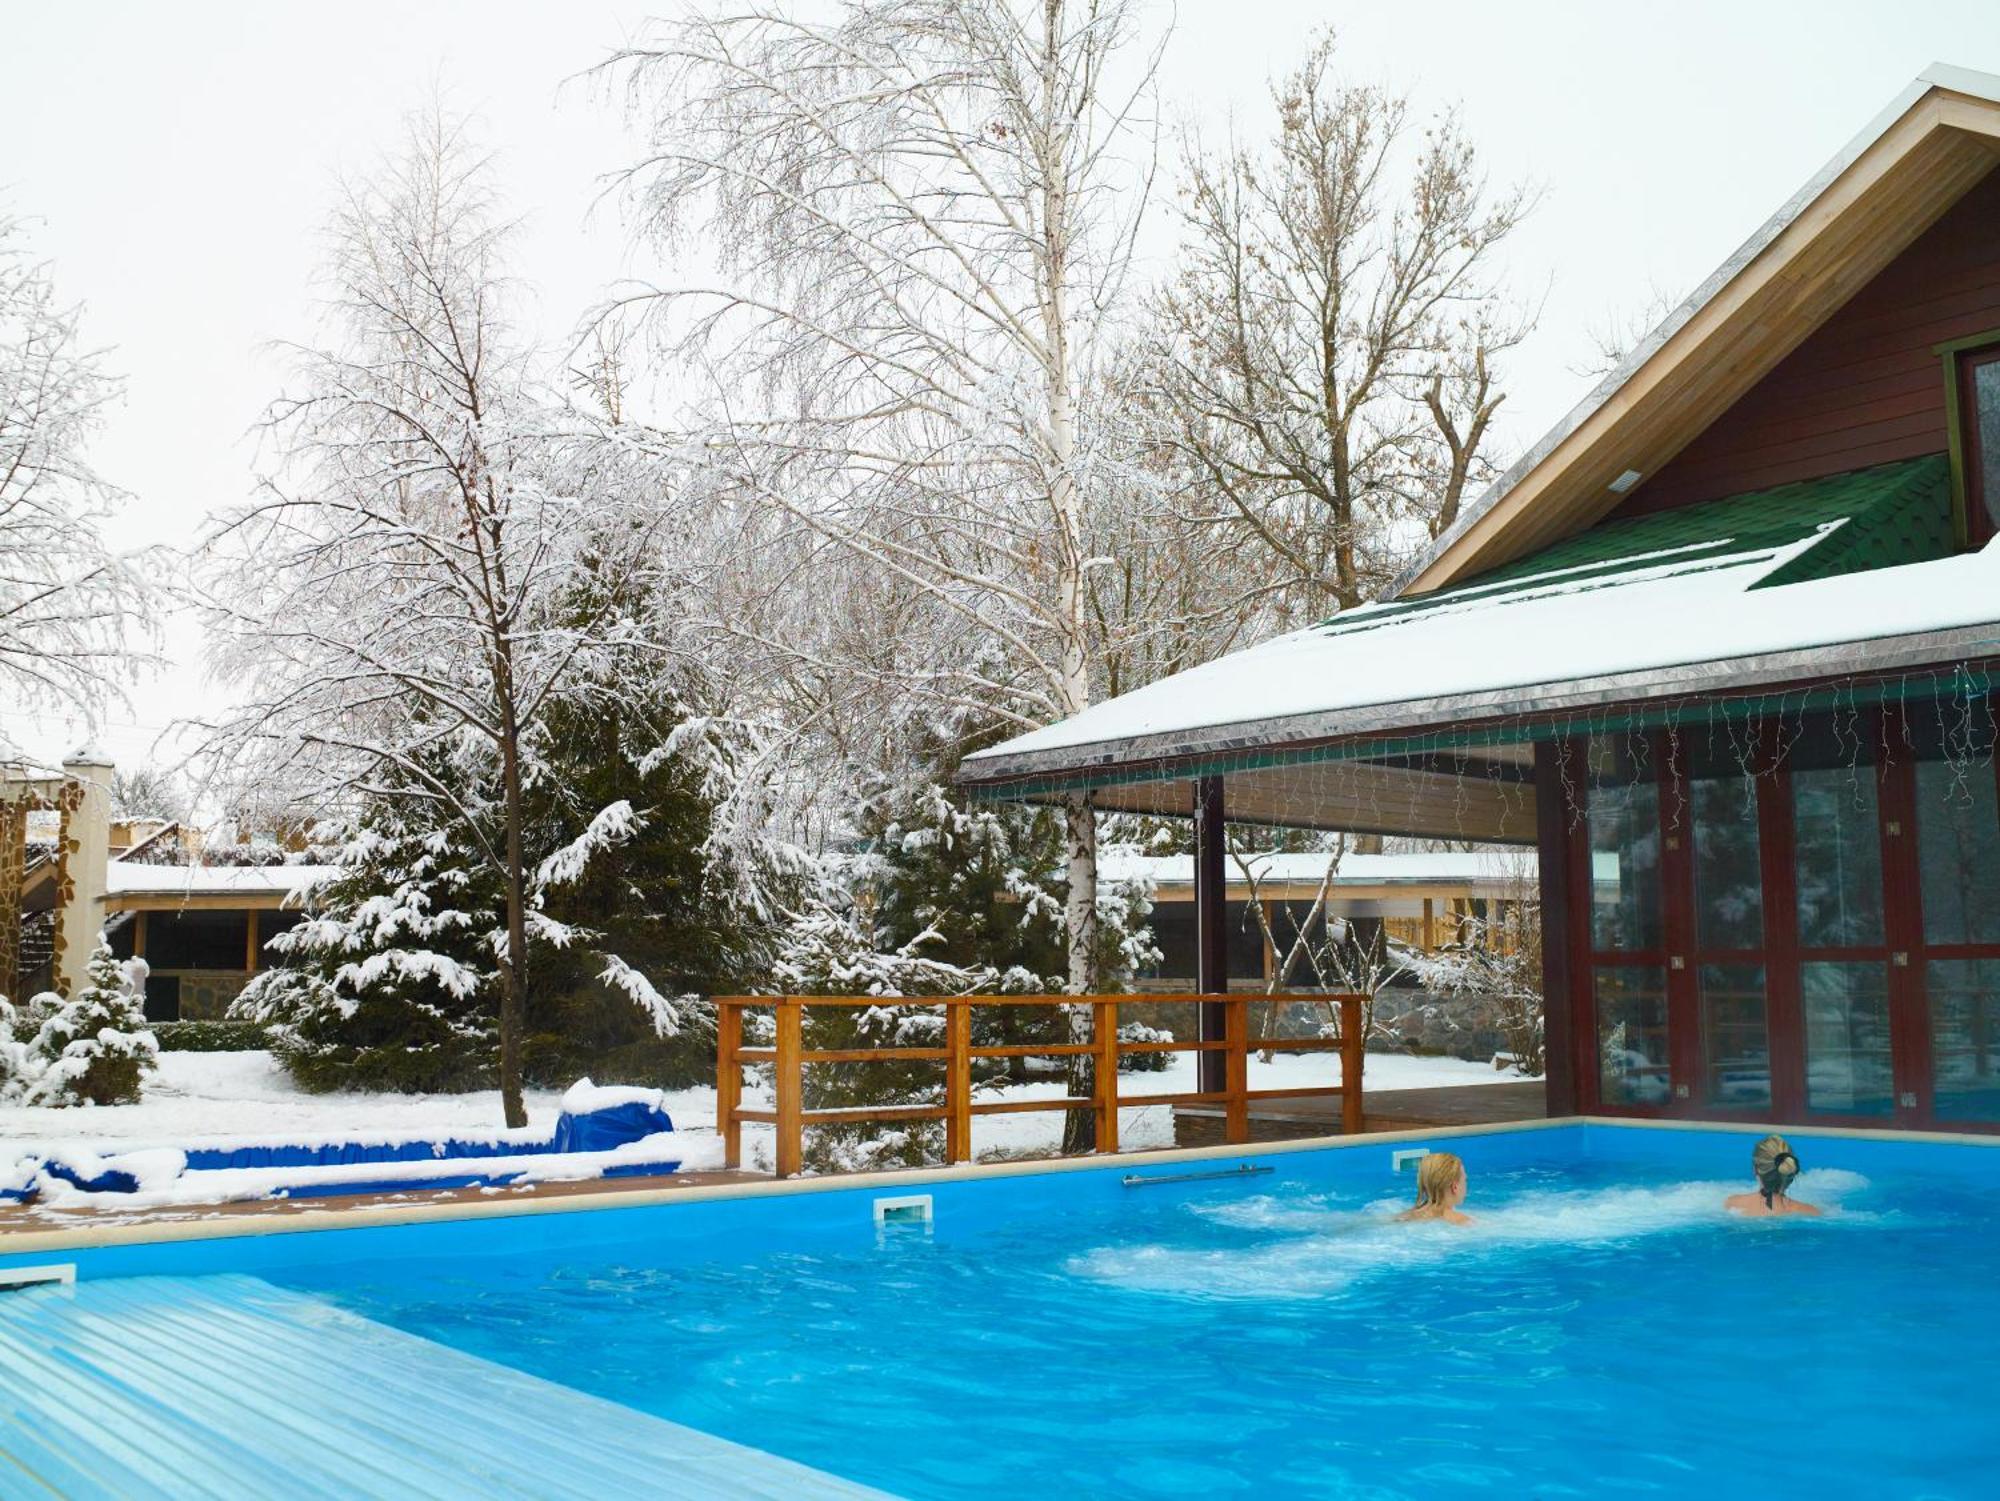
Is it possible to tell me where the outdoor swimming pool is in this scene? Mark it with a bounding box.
[5,1122,1997,1498]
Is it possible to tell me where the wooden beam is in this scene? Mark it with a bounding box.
[1194,776,1228,1095]
[1535,740,1582,1117]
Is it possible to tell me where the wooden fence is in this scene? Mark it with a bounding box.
[715,992,1365,1178]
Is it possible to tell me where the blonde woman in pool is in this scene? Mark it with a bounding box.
[1397,1152,1474,1225]
[1724,1134,1822,1217]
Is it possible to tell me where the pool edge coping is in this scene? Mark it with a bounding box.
[0,1115,1575,1256]
[9,1110,2000,1258]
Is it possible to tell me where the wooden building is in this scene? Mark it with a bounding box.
[4,757,330,1020]
[961,67,2000,1133]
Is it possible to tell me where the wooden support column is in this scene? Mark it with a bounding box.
[1194,775,1228,1094]
[1339,995,1365,1135]
[717,1002,743,1170]
[1534,740,1580,1117]
[775,999,804,1179]
[1224,995,1249,1143]
[1093,998,1119,1154]
[945,1001,972,1164]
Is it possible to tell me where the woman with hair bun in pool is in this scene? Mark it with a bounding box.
[1396,1151,1475,1225]
[1724,1134,1822,1217]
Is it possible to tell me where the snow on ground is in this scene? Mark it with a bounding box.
[1,1048,1523,1184]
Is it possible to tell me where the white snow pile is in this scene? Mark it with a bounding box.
[559,1078,671,1115]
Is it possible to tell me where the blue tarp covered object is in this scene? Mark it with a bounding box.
[26,1080,681,1200]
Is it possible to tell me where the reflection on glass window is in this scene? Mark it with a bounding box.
[1693,774,1762,951]
[1700,964,1770,1108]
[1794,766,1884,948]
[1803,961,1894,1115]
[1916,759,2000,946]
[1588,735,1661,952]
[1595,965,1670,1107]
[1976,359,2000,535]
[1930,959,2000,1122]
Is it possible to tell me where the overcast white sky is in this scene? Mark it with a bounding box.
[5,0,1999,775]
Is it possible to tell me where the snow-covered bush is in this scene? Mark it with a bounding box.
[773,892,991,1174]
[0,940,158,1106]
[1116,1020,1173,1074]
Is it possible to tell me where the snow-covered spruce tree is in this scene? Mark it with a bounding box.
[198,111,694,1127]
[518,641,778,1091]
[9,939,158,1106]
[864,769,1156,1087]
[601,1,1165,1150]
[233,782,501,1094]
[771,888,991,1174]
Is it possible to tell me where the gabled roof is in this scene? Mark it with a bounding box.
[1398,65,2000,596]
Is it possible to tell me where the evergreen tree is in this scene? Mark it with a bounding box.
[234,795,501,1094]
[518,684,770,1090]
[0,940,158,1106]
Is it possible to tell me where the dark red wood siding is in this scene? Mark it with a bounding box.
[1617,167,2000,517]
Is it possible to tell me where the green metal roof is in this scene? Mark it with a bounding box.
[1337,453,1955,638]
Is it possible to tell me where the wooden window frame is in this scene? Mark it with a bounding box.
[1936,328,2000,550]
[1565,708,2000,1133]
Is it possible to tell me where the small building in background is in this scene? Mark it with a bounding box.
[1107,849,1535,989]
[4,755,331,1020]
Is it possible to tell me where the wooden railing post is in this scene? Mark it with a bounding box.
[945,1001,972,1165]
[775,998,804,1178]
[1340,995,1365,1135]
[717,1000,742,1170]
[1093,999,1119,1155]
[1224,994,1250,1144]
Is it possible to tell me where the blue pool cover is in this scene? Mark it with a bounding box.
[0,1274,894,1499]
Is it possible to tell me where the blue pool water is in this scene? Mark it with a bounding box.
[10,1125,2000,1498]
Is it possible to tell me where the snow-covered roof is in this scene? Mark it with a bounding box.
[103,864,337,900]
[965,528,2000,784]
[1100,850,1535,894]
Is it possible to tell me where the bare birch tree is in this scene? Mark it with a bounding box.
[602,4,1163,1121]
[0,212,150,751]
[1148,32,1534,619]
[195,113,688,1127]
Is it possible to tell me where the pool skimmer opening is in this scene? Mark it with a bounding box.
[873,1194,934,1232]
[0,1264,75,1294]
[1392,1148,1432,1173]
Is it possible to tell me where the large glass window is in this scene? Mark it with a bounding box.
[1959,347,2000,544]
[1915,757,2000,947]
[1700,964,1770,1108]
[1588,735,1661,952]
[1802,961,1894,1116]
[1928,964,2000,1128]
[1930,959,2000,1122]
[1794,766,1884,948]
[1595,965,1670,1107]
[1693,773,1763,951]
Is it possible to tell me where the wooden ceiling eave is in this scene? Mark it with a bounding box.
[1405,95,2000,591]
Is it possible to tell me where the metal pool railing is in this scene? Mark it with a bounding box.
[714,993,1365,1178]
